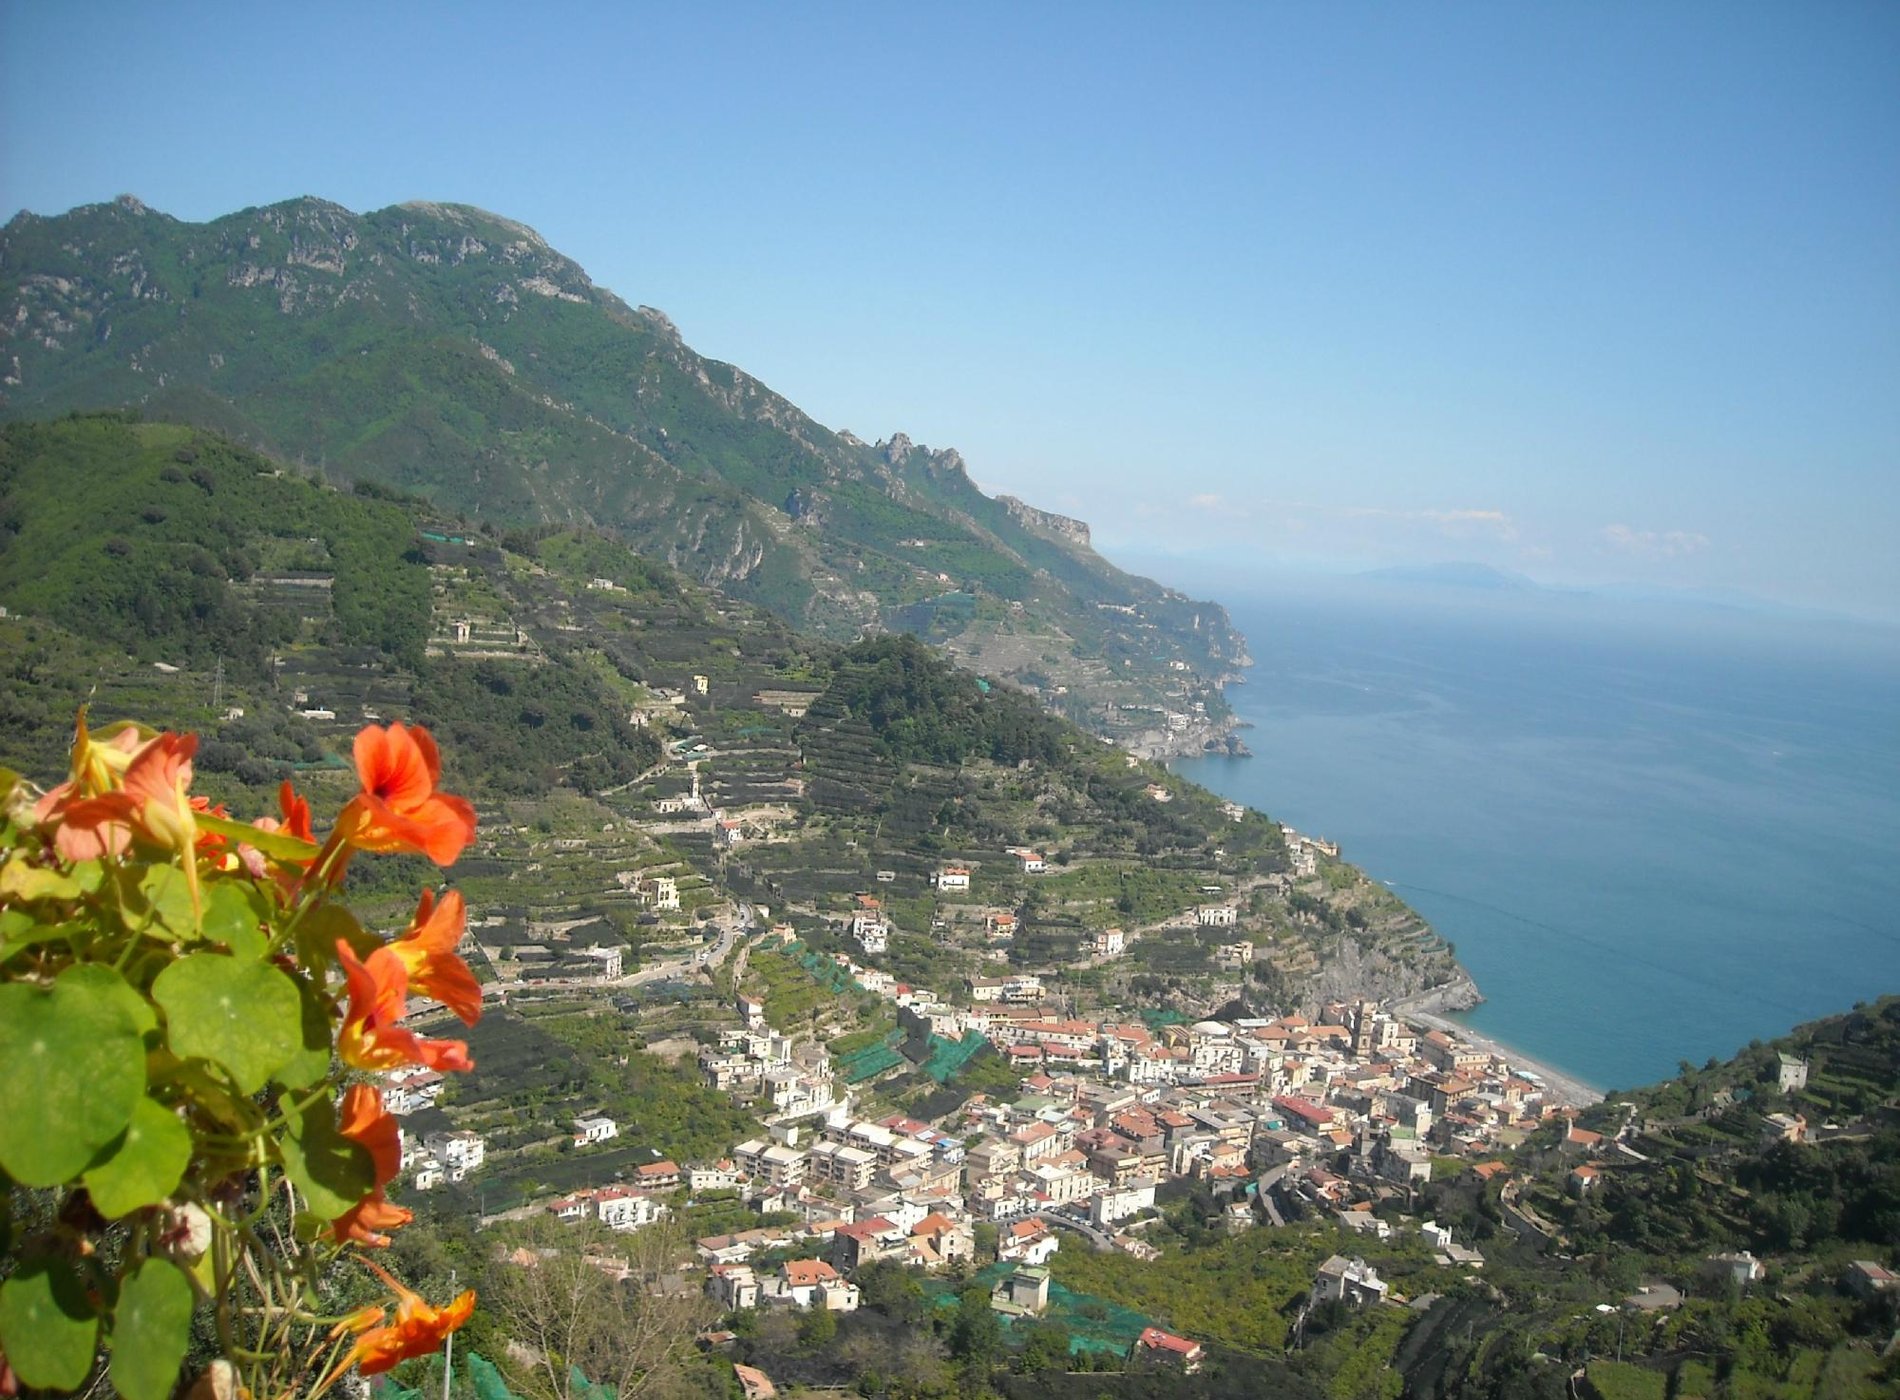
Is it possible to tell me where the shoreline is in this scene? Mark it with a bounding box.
[1134,714,1251,762]
[1402,1005,1604,1110]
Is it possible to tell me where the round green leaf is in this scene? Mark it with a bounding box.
[0,968,146,1185]
[109,1258,194,1400]
[136,864,197,939]
[294,900,374,971]
[61,961,158,1037]
[200,878,270,960]
[277,1094,374,1220]
[0,1257,99,1391]
[153,953,301,1094]
[271,972,335,1091]
[0,860,86,902]
[84,1097,192,1219]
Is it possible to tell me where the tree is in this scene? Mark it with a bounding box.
[948,1283,1002,1387]
[799,1305,838,1347]
[973,1223,1000,1263]
[484,1220,710,1400]
[1016,1321,1073,1373]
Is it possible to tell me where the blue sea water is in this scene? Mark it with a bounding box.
[1164,572,1900,1092]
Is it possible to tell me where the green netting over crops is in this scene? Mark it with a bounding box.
[782,941,862,995]
[837,1029,907,1083]
[924,1264,1158,1358]
[469,1353,516,1400]
[921,1030,990,1083]
[373,1352,614,1400]
[1138,1008,1189,1028]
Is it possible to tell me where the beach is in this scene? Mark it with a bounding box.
[1403,1007,1604,1110]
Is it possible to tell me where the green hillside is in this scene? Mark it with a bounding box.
[2,422,1891,1400]
[0,415,1457,1022]
[0,195,1248,742]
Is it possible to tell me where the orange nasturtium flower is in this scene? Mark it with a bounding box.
[66,711,148,794]
[337,723,476,866]
[388,889,482,1025]
[337,1084,401,1184]
[327,1263,476,1379]
[121,732,202,852]
[33,715,149,859]
[277,779,315,844]
[335,942,474,1073]
[332,1190,413,1250]
[39,790,135,862]
[331,1084,415,1246]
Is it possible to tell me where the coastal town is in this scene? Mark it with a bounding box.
[379,840,1623,1370]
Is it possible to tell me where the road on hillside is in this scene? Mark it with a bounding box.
[487,901,755,998]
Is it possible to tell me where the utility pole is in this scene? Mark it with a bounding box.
[441,1268,456,1400]
[212,656,224,714]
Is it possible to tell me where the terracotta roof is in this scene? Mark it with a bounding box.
[1137,1327,1201,1355]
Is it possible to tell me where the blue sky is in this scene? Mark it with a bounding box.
[4,3,1897,616]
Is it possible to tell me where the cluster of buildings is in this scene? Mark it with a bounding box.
[1281,825,1340,878]
[677,994,1531,1325]
[397,1125,486,1192]
[698,1022,841,1122]
[814,988,1552,1262]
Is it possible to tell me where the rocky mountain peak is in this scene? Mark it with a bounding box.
[998,495,1091,549]
[394,200,551,250]
[636,305,683,342]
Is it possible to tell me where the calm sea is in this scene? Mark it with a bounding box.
[1164,571,1900,1092]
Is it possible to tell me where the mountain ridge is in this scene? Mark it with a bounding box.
[0,193,1248,751]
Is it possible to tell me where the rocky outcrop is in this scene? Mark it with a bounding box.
[998,495,1091,550]
[1299,934,1474,1011]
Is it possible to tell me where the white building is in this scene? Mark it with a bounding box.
[573,1116,619,1146]
[1314,1255,1388,1307]
[424,1130,485,1179]
[1196,905,1239,927]
[970,973,1044,1004]
[853,915,889,955]
[383,1069,445,1115]
[997,1219,1060,1266]
[710,1264,760,1311]
[577,945,624,980]
[735,1139,809,1188]
[691,1160,744,1192]
[595,1188,668,1232]
[934,867,971,891]
[1091,1182,1157,1227]
[773,1259,860,1311]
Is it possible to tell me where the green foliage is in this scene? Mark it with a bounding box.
[409,655,662,796]
[808,634,1064,768]
[0,416,430,672]
[0,195,1251,727]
